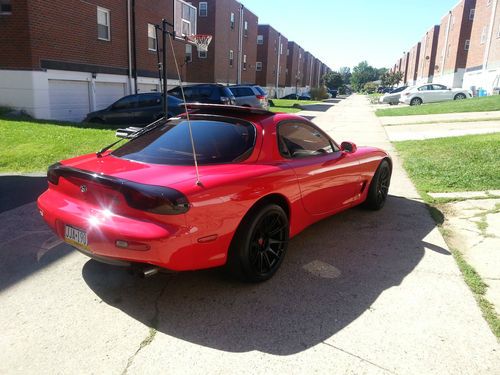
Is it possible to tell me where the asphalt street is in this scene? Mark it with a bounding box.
[0,95,498,374]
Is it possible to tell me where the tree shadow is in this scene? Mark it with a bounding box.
[82,195,448,355]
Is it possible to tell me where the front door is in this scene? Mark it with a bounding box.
[278,121,360,215]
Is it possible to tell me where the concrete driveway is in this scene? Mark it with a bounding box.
[0,96,498,374]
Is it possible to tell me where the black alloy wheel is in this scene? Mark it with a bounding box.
[227,204,289,282]
[364,160,391,210]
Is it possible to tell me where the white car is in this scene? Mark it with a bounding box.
[399,84,472,106]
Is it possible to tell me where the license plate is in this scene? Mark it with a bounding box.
[64,225,88,250]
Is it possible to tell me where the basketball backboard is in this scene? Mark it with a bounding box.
[173,0,197,40]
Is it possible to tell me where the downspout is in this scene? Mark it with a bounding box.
[275,33,281,98]
[127,0,133,94]
[237,4,243,84]
[131,0,138,94]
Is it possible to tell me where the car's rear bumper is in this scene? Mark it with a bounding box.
[37,190,195,271]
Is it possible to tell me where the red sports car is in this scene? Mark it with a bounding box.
[37,105,392,282]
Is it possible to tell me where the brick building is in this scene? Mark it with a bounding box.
[406,42,421,85]
[400,52,410,84]
[185,0,258,85]
[0,0,188,121]
[255,24,288,97]
[433,0,476,87]
[416,25,440,84]
[463,0,500,94]
[301,51,314,88]
[285,41,304,92]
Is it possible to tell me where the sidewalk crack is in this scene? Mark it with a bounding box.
[121,279,169,374]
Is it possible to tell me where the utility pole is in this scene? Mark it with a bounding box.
[237,4,244,84]
[162,19,170,117]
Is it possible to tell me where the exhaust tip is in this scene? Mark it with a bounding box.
[141,267,159,278]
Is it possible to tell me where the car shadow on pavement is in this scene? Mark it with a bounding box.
[0,175,73,291]
[323,99,342,104]
[82,195,449,355]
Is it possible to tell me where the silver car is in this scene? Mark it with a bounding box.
[229,85,269,109]
[379,86,408,105]
[400,84,472,106]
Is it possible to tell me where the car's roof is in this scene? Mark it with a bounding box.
[183,103,274,116]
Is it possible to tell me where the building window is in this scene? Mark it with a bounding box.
[244,21,248,37]
[487,0,492,5]
[286,48,289,56]
[198,50,207,59]
[256,62,262,71]
[199,2,207,17]
[469,8,475,20]
[148,24,157,51]
[230,12,235,29]
[97,7,110,41]
[0,0,12,14]
[257,35,263,45]
[185,44,192,62]
[243,54,247,70]
[229,50,234,66]
[480,26,487,44]
[464,39,470,50]
[280,43,283,55]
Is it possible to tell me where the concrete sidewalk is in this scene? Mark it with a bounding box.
[0,95,498,375]
[384,120,500,141]
[379,110,500,125]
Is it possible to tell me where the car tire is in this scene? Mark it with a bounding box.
[226,204,289,282]
[454,93,466,100]
[410,97,422,106]
[364,160,391,210]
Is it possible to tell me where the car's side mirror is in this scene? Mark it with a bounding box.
[341,141,357,153]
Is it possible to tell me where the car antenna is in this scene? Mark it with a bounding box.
[167,32,202,187]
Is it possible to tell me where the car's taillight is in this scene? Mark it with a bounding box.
[121,184,189,215]
[220,96,230,104]
[256,95,266,100]
[46,163,189,215]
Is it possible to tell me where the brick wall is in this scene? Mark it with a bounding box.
[285,41,303,87]
[418,25,440,81]
[407,42,421,83]
[466,0,492,70]
[0,0,32,69]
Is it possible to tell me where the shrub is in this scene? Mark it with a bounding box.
[310,86,329,100]
[363,82,378,94]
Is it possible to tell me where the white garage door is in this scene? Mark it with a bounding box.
[138,83,159,93]
[95,82,126,111]
[48,80,90,122]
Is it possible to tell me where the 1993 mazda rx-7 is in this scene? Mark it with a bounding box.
[37,105,392,282]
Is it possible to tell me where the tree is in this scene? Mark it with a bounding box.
[339,66,351,84]
[322,71,343,89]
[351,61,378,91]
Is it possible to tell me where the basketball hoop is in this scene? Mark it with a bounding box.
[187,34,212,52]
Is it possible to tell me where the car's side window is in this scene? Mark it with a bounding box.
[198,86,212,99]
[112,96,137,110]
[432,84,447,90]
[418,85,432,91]
[277,121,338,159]
[138,94,161,108]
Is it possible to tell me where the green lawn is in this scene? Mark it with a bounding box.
[394,133,500,199]
[0,117,117,173]
[269,99,320,113]
[376,95,500,117]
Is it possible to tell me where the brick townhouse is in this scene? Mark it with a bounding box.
[416,25,440,84]
[185,0,258,85]
[406,42,421,86]
[0,0,191,121]
[285,41,305,93]
[400,52,409,84]
[255,24,288,97]
[433,0,476,87]
[463,0,500,94]
[301,51,314,88]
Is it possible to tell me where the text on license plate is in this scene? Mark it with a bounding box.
[64,225,88,248]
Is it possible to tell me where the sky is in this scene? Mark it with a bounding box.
[240,0,459,71]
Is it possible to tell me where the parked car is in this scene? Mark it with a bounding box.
[84,93,183,126]
[229,85,268,109]
[38,104,392,282]
[379,86,409,105]
[400,84,472,106]
[327,88,338,98]
[281,93,311,100]
[168,83,236,105]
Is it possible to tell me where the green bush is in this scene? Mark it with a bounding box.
[363,82,378,94]
[310,86,329,100]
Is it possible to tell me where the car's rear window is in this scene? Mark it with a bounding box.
[253,86,267,96]
[231,87,254,97]
[112,117,256,165]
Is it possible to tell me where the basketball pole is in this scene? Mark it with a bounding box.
[162,19,169,118]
